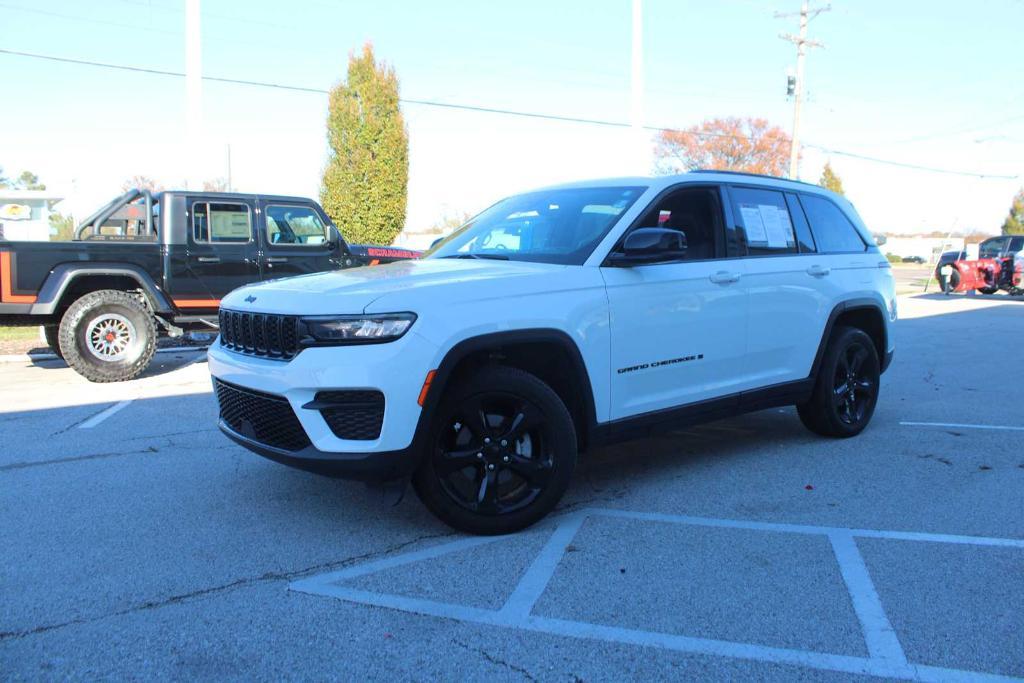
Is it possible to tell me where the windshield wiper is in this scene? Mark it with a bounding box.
[440,253,510,261]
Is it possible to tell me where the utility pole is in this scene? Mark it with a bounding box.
[185,0,202,190]
[630,0,647,175]
[777,1,829,180]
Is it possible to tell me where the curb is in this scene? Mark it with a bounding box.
[0,345,209,364]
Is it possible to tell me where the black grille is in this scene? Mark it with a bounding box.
[317,390,385,440]
[216,380,310,452]
[219,309,300,360]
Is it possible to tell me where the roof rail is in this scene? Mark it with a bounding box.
[689,169,820,188]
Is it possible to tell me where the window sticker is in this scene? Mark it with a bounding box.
[210,210,250,239]
[738,204,768,243]
[758,204,794,248]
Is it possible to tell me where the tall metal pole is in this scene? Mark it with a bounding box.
[778,2,828,180]
[226,143,232,192]
[788,2,808,180]
[185,0,202,190]
[631,0,646,175]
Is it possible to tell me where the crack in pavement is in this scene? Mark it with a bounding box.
[0,530,455,642]
[0,447,160,472]
[0,443,238,472]
[451,638,538,682]
[0,487,632,642]
[47,403,117,436]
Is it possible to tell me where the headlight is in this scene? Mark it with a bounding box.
[300,313,416,345]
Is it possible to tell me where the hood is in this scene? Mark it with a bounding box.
[219,258,570,315]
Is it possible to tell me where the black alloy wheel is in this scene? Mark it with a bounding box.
[832,341,877,426]
[435,393,553,516]
[413,365,576,535]
[798,326,880,438]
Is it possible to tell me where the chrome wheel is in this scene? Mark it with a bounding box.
[85,313,136,362]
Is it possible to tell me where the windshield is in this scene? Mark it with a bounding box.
[426,186,645,265]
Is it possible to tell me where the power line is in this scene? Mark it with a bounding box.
[0,47,1017,181]
[805,145,1017,179]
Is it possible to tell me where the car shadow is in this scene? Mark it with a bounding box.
[27,345,210,379]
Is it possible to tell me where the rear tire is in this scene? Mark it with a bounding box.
[42,325,63,359]
[58,290,157,383]
[977,287,998,295]
[798,326,880,438]
[412,365,577,535]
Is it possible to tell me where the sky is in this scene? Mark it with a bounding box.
[1,0,1022,238]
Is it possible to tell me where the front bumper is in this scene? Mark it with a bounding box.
[219,419,418,482]
[208,330,441,481]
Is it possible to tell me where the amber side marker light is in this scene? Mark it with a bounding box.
[417,370,437,407]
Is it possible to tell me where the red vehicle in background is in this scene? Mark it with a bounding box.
[936,235,1024,296]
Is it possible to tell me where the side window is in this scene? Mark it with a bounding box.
[266,205,330,246]
[729,187,798,255]
[978,238,1006,258]
[192,202,251,243]
[798,194,866,254]
[631,187,724,261]
[1010,237,1024,253]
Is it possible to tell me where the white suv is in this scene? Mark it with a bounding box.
[208,171,896,534]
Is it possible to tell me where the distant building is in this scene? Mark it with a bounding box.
[881,236,966,262]
[0,190,64,241]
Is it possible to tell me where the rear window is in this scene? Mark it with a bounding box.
[192,202,251,243]
[798,195,866,253]
[728,187,798,255]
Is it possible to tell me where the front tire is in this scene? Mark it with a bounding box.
[977,287,998,295]
[798,326,880,438]
[58,290,157,383]
[412,365,577,535]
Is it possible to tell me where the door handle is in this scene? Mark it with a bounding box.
[806,265,831,277]
[196,256,220,263]
[266,257,289,263]
[709,271,741,284]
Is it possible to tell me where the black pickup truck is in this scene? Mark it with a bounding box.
[0,189,419,382]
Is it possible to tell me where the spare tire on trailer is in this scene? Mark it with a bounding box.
[58,290,157,383]
[936,264,960,295]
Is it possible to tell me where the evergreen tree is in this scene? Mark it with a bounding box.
[321,44,409,245]
[819,162,844,196]
[1001,188,1024,235]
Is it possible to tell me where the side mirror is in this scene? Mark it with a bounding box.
[608,228,687,266]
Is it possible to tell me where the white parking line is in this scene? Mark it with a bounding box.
[829,531,907,666]
[292,508,1024,682]
[78,400,133,429]
[901,421,1024,432]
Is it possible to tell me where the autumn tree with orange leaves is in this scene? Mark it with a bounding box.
[653,117,793,177]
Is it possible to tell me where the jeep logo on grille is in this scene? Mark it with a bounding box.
[244,295,257,303]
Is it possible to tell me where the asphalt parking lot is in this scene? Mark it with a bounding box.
[2,294,1022,681]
